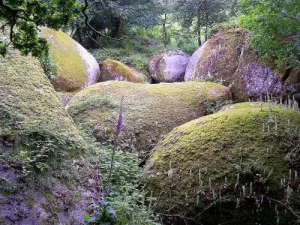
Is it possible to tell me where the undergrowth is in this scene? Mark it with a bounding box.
[80,126,161,225]
[92,38,165,74]
[91,33,194,74]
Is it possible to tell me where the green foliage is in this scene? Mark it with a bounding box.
[175,35,198,55]
[38,51,58,79]
[80,128,161,225]
[133,26,163,42]
[173,0,233,44]
[210,17,240,36]
[239,0,300,69]
[4,122,83,176]
[92,38,165,74]
[0,0,78,56]
[73,0,160,43]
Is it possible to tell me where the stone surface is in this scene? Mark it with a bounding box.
[0,49,98,225]
[185,29,299,101]
[41,27,100,92]
[149,50,190,82]
[100,59,149,83]
[67,81,231,158]
[144,102,300,224]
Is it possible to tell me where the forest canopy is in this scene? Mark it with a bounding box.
[0,0,299,69]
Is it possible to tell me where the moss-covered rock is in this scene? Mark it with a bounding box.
[41,27,100,92]
[99,59,149,83]
[149,50,190,82]
[67,81,231,158]
[144,102,300,224]
[0,50,82,141]
[0,49,99,224]
[184,29,300,101]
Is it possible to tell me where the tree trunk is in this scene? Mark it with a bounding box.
[163,12,168,48]
[197,7,202,46]
[205,0,208,41]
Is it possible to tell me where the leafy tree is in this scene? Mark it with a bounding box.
[239,0,300,69]
[73,0,161,47]
[174,0,231,46]
[157,0,172,48]
[0,0,78,56]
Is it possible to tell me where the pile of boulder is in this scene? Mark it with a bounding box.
[1,27,299,224]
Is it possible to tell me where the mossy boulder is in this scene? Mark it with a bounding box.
[184,29,300,101]
[41,27,100,92]
[0,49,99,224]
[100,59,149,83]
[144,102,300,224]
[67,81,231,158]
[149,50,190,82]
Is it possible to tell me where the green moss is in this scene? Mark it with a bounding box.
[193,29,249,101]
[219,101,283,112]
[144,102,300,222]
[67,81,231,157]
[100,59,149,83]
[41,28,88,91]
[0,48,84,157]
[0,48,101,224]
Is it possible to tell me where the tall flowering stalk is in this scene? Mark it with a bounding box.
[108,97,124,186]
[116,97,124,137]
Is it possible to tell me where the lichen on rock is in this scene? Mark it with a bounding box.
[149,50,190,82]
[184,29,298,101]
[144,102,300,224]
[41,27,100,92]
[99,59,149,83]
[67,81,231,158]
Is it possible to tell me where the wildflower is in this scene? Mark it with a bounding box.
[100,199,108,206]
[116,97,124,136]
[108,208,117,218]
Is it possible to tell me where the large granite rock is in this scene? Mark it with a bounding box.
[145,102,300,224]
[100,59,149,83]
[67,81,231,158]
[41,27,100,92]
[0,49,98,225]
[185,29,299,101]
[149,50,190,82]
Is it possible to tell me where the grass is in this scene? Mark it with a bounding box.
[92,38,167,75]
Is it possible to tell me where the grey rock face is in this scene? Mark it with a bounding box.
[149,50,190,82]
[184,29,300,101]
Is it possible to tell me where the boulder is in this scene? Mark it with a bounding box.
[67,81,231,158]
[0,49,98,224]
[144,102,300,224]
[100,59,149,83]
[41,27,100,92]
[185,29,299,101]
[149,50,190,82]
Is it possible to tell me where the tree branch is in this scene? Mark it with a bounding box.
[82,0,128,41]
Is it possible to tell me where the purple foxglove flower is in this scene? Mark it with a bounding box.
[116,97,124,136]
[100,199,108,206]
[108,208,117,218]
